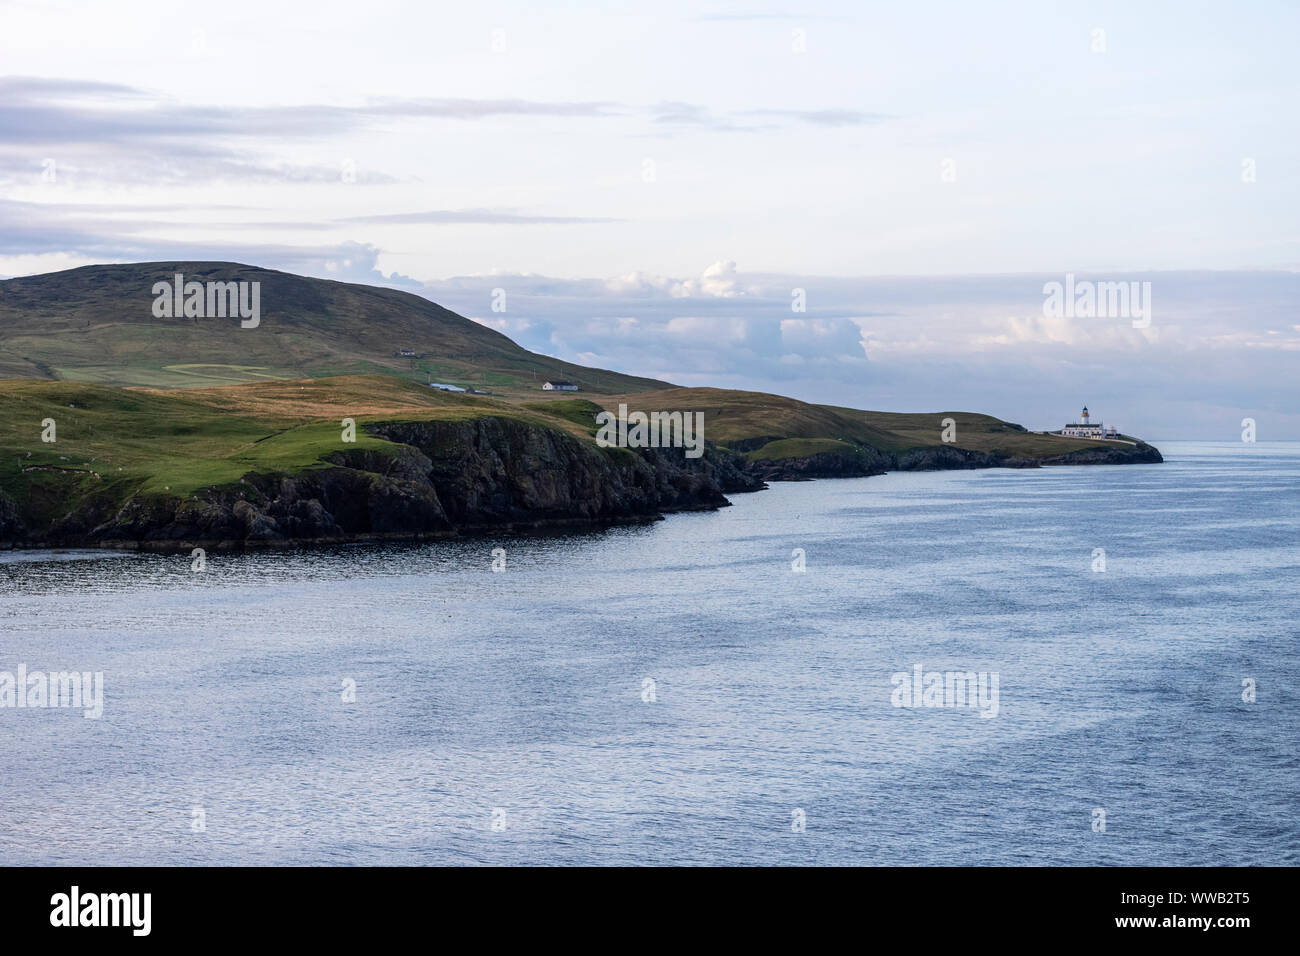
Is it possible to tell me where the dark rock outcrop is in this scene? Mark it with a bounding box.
[894,446,1001,471]
[0,488,25,544]
[368,418,761,530]
[0,411,1160,551]
[1036,441,1164,466]
[7,415,762,550]
[747,445,891,481]
[747,440,1153,478]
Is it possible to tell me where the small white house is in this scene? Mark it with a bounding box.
[1058,405,1115,439]
[542,381,579,392]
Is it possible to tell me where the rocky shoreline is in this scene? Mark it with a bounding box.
[0,415,1162,551]
[745,438,1163,480]
[0,416,762,551]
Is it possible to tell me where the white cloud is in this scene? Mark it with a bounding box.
[430,265,1300,437]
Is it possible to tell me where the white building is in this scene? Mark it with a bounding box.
[1058,405,1118,439]
[542,381,579,391]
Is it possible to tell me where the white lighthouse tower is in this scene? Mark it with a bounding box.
[1059,405,1105,438]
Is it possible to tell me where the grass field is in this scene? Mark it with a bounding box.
[0,261,672,397]
[0,371,1155,538]
[55,363,298,388]
[0,263,1153,525]
[742,437,861,461]
[604,387,1127,458]
[0,376,608,530]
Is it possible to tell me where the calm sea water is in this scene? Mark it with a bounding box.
[1,441,1296,866]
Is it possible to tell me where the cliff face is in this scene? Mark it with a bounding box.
[0,489,22,541]
[86,447,456,547]
[0,414,1161,551]
[366,418,760,531]
[1035,441,1164,466]
[746,444,892,481]
[0,415,763,550]
[746,439,1161,479]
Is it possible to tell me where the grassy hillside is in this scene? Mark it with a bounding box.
[0,376,608,529]
[0,262,670,397]
[0,263,1154,497]
[741,437,860,462]
[603,386,1136,459]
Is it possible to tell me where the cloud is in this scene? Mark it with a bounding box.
[696,259,743,297]
[0,151,401,188]
[0,203,423,290]
[2,196,1296,436]
[744,109,891,126]
[648,102,890,133]
[0,76,621,187]
[0,77,146,101]
[781,317,870,358]
[340,210,620,226]
[418,266,1300,436]
[0,197,620,266]
[602,260,746,299]
[648,101,764,132]
[0,75,880,185]
[693,12,851,21]
[0,77,621,144]
[970,314,1164,350]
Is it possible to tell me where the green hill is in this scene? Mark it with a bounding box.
[603,386,1142,461]
[0,261,669,396]
[0,375,620,533]
[0,262,1161,545]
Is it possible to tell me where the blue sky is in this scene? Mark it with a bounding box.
[1,0,1297,437]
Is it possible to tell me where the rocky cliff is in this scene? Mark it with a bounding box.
[1034,442,1164,466]
[0,415,763,550]
[745,443,893,481]
[747,439,1161,479]
[0,414,1162,551]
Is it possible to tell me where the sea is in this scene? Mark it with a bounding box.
[1,441,1296,865]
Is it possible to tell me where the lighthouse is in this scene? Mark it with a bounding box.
[1059,405,1105,438]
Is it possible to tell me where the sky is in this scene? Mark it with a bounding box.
[1,0,1297,438]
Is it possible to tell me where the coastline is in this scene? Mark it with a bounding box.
[0,433,1162,552]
